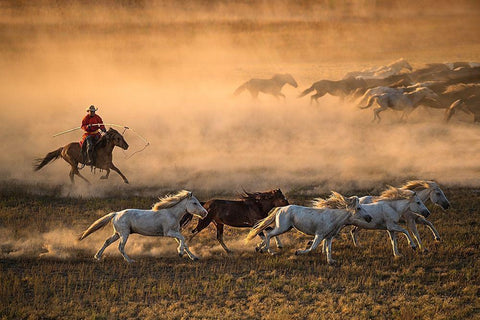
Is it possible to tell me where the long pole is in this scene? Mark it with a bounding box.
[52,123,128,137]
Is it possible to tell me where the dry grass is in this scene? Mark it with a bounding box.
[0,182,479,319]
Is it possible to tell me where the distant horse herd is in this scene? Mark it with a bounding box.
[235,58,480,123]
[79,180,450,264]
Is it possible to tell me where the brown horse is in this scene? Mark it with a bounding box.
[34,128,129,184]
[187,189,289,253]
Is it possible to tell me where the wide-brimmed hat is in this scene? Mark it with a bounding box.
[86,105,98,112]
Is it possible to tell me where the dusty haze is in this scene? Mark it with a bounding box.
[2,0,480,195]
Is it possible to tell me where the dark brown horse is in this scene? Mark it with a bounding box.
[34,128,129,184]
[187,189,289,253]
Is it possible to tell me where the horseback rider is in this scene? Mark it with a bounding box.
[81,105,106,165]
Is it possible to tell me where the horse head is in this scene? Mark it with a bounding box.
[346,195,372,223]
[243,188,289,208]
[185,192,208,219]
[274,73,298,88]
[428,182,450,210]
[105,128,129,150]
[408,192,431,217]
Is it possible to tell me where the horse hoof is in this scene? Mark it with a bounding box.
[124,180,129,184]
[327,259,337,265]
[94,255,101,260]
[411,246,417,251]
[294,250,301,256]
[100,176,107,180]
[277,246,283,250]
[192,256,199,262]
[435,238,441,242]
[178,253,184,258]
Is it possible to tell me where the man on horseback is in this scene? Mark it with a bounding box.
[81,105,106,165]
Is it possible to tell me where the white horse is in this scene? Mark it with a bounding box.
[344,58,413,80]
[356,180,449,252]
[246,192,373,265]
[79,190,208,263]
[314,187,430,257]
[359,86,438,122]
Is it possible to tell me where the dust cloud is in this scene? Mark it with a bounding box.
[1,0,480,196]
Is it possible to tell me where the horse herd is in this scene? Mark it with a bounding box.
[79,180,449,264]
[234,58,480,123]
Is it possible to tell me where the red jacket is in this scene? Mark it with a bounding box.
[80,114,106,146]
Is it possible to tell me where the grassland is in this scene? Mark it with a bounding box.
[0,182,479,319]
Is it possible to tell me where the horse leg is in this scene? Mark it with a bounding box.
[387,230,401,257]
[110,163,129,184]
[273,235,283,249]
[295,234,323,255]
[406,218,426,252]
[373,105,387,123]
[415,216,441,241]
[118,233,134,263]
[256,232,267,252]
[324,237,336,265]
[350,226,362,247]
[69,168,75,184]
[387,224,417,254]
[75,170,91,184]
[100,168,110,180]
[311,92,324,105]
[167,230,198,261]
[94,233,120,260]
[189,214,213,241]
[215,223,232,254]
[262,224,291,255]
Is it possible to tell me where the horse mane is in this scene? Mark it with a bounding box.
[312,191,351,210]
[400,180,436,192]
[95,128,118,148]
[152,190,191,211]
[374,186,414,202]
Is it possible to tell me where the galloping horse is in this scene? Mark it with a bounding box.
[359,87,438,122]
[313,187,430,257]
[247,192,372,265]
[34,128,129,184]
[233,74,298,99]
[188,189,289,253]
[353,181,449,252]
[79,191,208,262]
[343,58,413,80]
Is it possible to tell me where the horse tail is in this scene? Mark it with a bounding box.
[444,99,463,122]
[78,212,116,241]
[33,147,63,171]
[233,82,249,96]
[298,84,315,98]
[359,95,377,109]
[246,207,281,242]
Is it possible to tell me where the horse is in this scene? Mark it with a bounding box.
[359,87,438,122]
[33,128,129,184]
[313,187,430,257]
[188,189,289,254]
[78,190,208,263]
[299,74,413,104]
[440,84,480,122]
[246,192,372,265]
[343,58,413,80]
[233,73,298,99]
[354,181,449,252]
